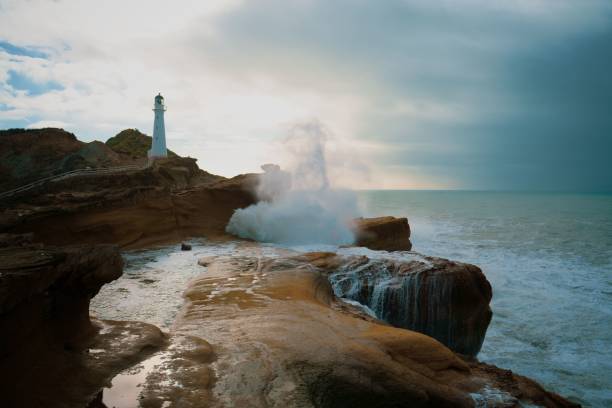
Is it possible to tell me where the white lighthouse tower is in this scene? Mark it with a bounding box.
[149,93,168,159]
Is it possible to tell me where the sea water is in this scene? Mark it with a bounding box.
[357,190,612,407]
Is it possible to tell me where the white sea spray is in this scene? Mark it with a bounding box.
[226,121,360,245]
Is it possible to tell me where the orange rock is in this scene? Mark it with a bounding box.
[354,216,412,251]
[163,254,577,407]
[0,160,257,249]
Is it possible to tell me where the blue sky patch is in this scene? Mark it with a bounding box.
[0,40,49,59]
[0,117,37,130]
[7,70,64,96]
[0,102,13,111]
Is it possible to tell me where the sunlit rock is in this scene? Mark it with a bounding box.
[354,216,412,251]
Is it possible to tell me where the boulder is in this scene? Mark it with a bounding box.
[354,216,412,251]
[181,242,192,251]
[316,253,492,356]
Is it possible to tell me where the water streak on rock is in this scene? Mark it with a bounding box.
[329,256,492,356]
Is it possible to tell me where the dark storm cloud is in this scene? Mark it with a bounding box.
[195,0,612,191]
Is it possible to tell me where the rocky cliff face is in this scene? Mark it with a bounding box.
[0,158,255,249]
[0,128,134,190]
[0,240,123,353]
[312,253,492,356]
[0,127,213,192]
[0,238,166,407]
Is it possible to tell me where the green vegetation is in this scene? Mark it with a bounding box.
[105,128,178,158]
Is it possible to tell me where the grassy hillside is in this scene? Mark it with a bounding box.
[106,129,179,159]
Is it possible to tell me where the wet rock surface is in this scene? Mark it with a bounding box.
[4,319,166,408]
[126,253,574,407]
[3,238,576,407]
[354,216,412,251]
[173,255,470,406]
[97,334,216,408]
[314,252,492,356]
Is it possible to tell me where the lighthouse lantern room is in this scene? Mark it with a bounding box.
[149,93,168,159]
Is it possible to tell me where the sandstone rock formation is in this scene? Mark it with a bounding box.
[0,158,256,249]
[354,216,412,251]
[0,239,166,407]
[129,254,576,407]
[314,252,492,356]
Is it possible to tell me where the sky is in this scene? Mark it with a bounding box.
[0,0,611,191]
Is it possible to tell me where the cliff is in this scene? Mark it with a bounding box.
[0,237,165,407]
[0,128,133,190]
[0,240,122,352]
[0,157,255,248]
[0,127,194,192]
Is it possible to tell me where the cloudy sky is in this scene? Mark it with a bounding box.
[1,0,611,191]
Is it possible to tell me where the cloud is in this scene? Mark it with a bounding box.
[0,0,610,190]
[26,119,73,129]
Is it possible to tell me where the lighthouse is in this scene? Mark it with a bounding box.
[149,93,168,159]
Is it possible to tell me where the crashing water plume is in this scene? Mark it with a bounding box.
[226,121,359,245]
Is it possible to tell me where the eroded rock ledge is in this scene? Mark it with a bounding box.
[139,254,578,407]
[0,158,257,249]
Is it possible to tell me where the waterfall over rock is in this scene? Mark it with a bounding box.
[328,254,492,356]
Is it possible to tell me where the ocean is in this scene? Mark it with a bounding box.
[357,190,612,407]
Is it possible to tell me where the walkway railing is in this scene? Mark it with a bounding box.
[0,160,152,201]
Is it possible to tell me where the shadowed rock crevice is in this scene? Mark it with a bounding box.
[0,240,166,408]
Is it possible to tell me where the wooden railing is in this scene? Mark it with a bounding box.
[0,161,152,201]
